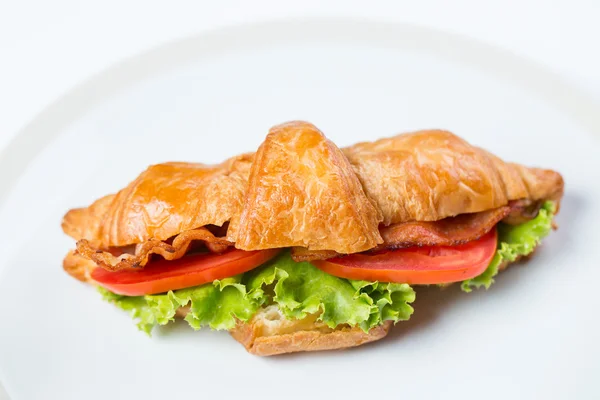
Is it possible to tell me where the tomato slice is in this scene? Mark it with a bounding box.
[92,248,280,296]
[312,228,498,284]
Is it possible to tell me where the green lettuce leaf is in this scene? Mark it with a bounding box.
[98,276,268,334]
[246,254,416,332]
[99,253,416,335]
[350,281,416,331]
[145,275,269,331]
[461,201,556,292]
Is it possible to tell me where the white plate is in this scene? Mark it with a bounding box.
[1,19,599,400]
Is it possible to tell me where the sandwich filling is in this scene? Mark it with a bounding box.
[61,122,563,345]
[96,201,555,335]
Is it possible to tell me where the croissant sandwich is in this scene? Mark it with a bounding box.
[62,121,564,356]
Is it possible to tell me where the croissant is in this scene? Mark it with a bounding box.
[62,121,563,356]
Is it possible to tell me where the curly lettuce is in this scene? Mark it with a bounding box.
[246,254,415,332]
[99,253,415,335]
[99,274,271,334]
[461,201,556,292]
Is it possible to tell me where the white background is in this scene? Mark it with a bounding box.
[0,1,599,399]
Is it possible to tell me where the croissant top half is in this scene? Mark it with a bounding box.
[226,122,383,253]
[344,130,563,225]
[62,121,563,255]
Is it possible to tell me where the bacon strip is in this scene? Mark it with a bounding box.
[376,206,511,250]
[79,200,540,269]
[76,227,232,272]
[291,204,521,262]
[291,248,339,262]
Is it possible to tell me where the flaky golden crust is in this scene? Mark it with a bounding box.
[63,123,564,273]
[62,155,252,248]
[63,251,97,282]
[227,121,383,253]
[62,194,115,248]
[343,130,564,225]
[228,306,392,356]
[231,323,391,356]
[174,304,392,356]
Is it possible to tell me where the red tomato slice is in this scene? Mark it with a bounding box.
[92,248,280,296]
[312,228,498,284]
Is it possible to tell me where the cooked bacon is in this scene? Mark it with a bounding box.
[292,200,542,262]
[78,199,543,268]
[291,206,510,262]
[291,248,339,262]
[376,206,511,250]
[76,227,232,272]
